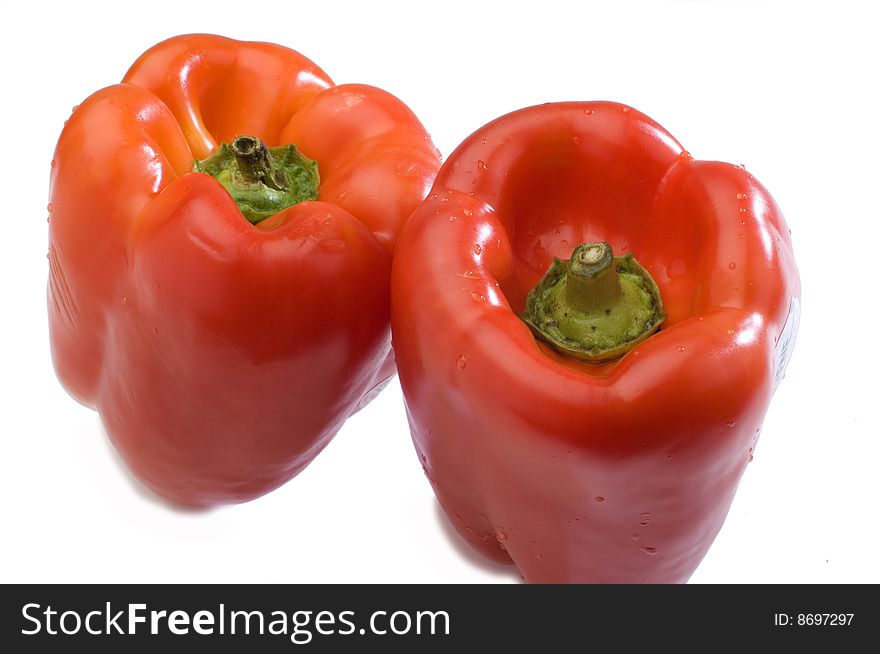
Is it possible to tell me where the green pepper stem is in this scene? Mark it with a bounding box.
[565,242,621,313]
[230,136,288,191]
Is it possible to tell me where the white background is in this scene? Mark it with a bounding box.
[1,0,877,583]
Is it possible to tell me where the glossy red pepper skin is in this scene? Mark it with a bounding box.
[391,102,799,583]
[48,35,439,506]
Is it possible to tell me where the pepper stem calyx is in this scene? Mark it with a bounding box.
[193,135,319,224]
[520,242,666,363]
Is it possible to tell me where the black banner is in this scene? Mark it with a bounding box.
[1,584,873,651]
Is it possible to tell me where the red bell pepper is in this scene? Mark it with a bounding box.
[391,102,800,583]
[48,34,440,506]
